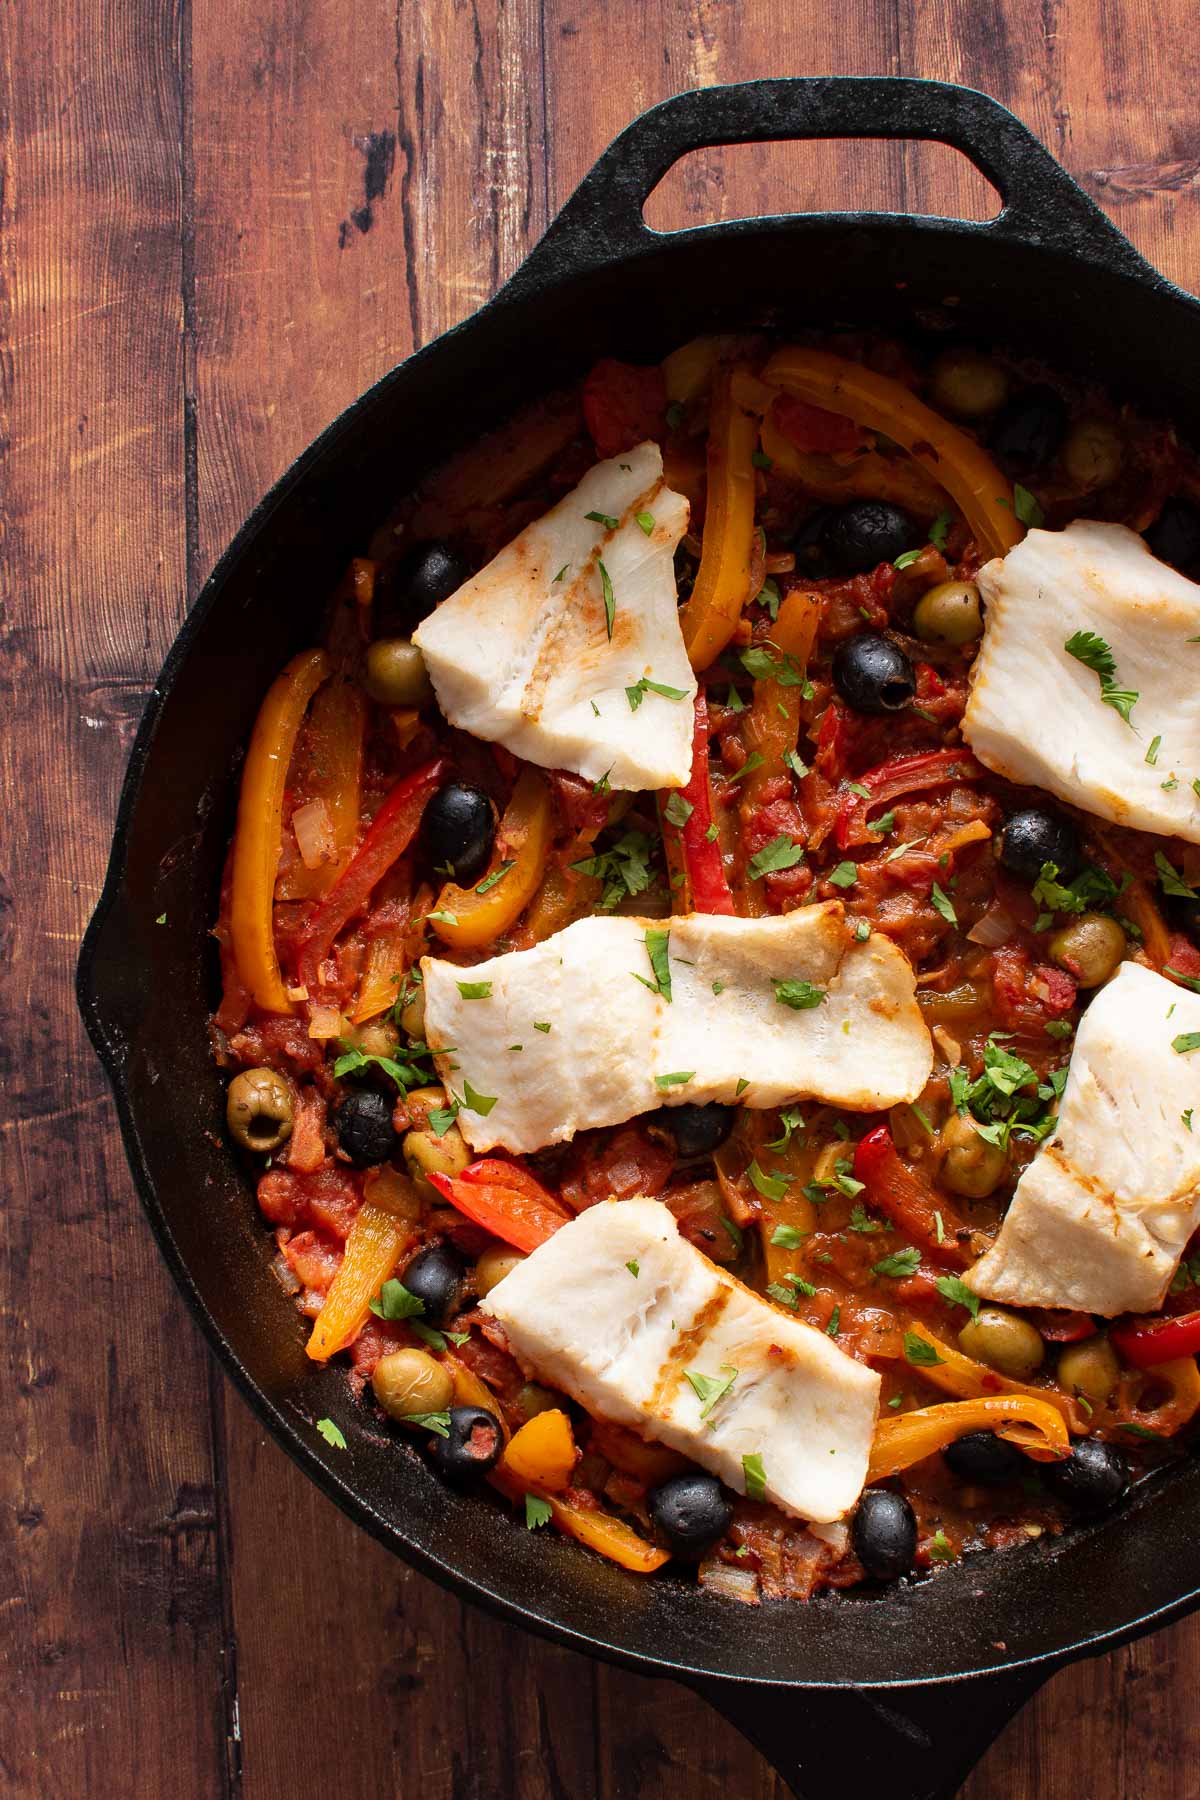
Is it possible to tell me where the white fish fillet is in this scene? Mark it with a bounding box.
[964,521,1200,842]
[482,1198,881,1523]
[411,441,695,790]
[968,963,1200,1315]
[422,901,932,1154]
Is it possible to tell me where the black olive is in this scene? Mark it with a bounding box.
[665,1103,735,1159]
[334,1090,397,1167]
[790,506,836,579]
[989,383,1068,471]
[943,1430,1024,1485]
[430,1405,504,1482]
[832,633,916,714]
[998,807,1083,883]
[1145,497,1200,577]
[400,1244,464,1325]
[420,783,497,886]
[851,1488,918,1580]
[399,540,474,616]
[1041,1437,1130,1512]
[648,1471,733,1556]
[822,502,916,575]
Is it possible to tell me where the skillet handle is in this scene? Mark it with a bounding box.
[512,76,1152,286]
[689,1664,1048,1800]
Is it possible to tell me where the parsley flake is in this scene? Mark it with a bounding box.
[525,1493,553,1529]
[935,1274,980,1318]
[585,510,618,529]
[770,1223,805,1249]
[826,1307,841,1337]
[1155,851,1198,900]
[462,1078,498,1115]
[773,978,825,1010]
[873,1247,921,1279]
[829,860,858,889]
[904,1331,944,1367]
[655,1070,695,1088]
[408,1411,452,1438]
[749,1160,793,1203]
[598,560,615,639]
[930,882,957,926]
[1013,484,1044,528]
[663,792,694,829]
[748,834,806,880]
[626,676,690,712]
[626,1259,640,1278]
[644,926,672,1001]
[635,510,655,535]
[742,1452,767,1500]
[1064,628,1138,724]
[316,1418,347,1450]
[1173,1032,1200,1054]
[475,860,515,894]
[457,980,493,1000]
[728,751,766,784]
[686,1365,737,1419]
[1146,735,1162,765]
[534,1020,552,1033]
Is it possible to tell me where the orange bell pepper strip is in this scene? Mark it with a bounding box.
[444,1352,510,1437]
[895,1322,1089,1435]
[429,767,552,950]
[428,1160,570,1253]
[295,757,445,991]
[658,695,735,915]
[500,1409,577,1492]
[491,1464,670,1572]
[305,1168,420,1362]
[677,367,771,670]
[740,587,821,806]
[230,647,331,1013]
[868,1394,1070,1481]
[277,676,367,900]
[762,347,1023,561]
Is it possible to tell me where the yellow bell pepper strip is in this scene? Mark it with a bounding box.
[499,1409,577,1492]
[276,676,367,901]
[678,368,770,670]
[444,1351,510,1437]
[762,347,1023,560]
[429,767,553,950]
[759,408,948,516]
[350,912,414,1023]
[230,647,332,1013]
[868,1394,1070,1481]
[1108,1356,1200,1439]
[296,757,445,993]
[740,587,821,810]
[896,1321,1089,1435]
[305,1167,420,1362]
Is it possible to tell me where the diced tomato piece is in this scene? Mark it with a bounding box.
[772,395,868,455]
[559,1124,674,1213]
[582,360,668,457]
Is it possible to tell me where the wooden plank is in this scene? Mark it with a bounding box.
[0,1,233,1795]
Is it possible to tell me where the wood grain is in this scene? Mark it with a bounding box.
[5,0,1200,1794]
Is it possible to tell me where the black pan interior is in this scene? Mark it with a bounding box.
[81,189,1200,1689]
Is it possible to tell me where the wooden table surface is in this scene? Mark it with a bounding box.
[6,2,1200,1794]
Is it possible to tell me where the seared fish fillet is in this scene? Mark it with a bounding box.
[968,963,1200,1315]
[423,901,933,1154]
[412,441,695,791]
[964,521,1200,843]
[482,1198,881,1522]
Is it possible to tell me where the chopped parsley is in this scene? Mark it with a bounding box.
[534,1020,552,1033]
[553,564,569,583]
[643,926,672,1001]
[475,860,515,894]
[742,1452,767,1501]
[1172,1032,1200,1054]
[930,882,957,926]
[903,1331,944,1367]
[773,978,825,1010]
[853,918,872,942]
[598,560,615,639]
[765,1107,805,1152]
[1013,484,1044,528]
[828,860,858,889]
[462,1078,498,1116]
[655,1070,695,1088]
[751,449,773,471]
[748,834,805,879]
[735,1077,750,1096]
[728,751,766,784]
[866,809,896,834]
[427,1100,460,1137]
[406,1411,451,1438]
[635,510,655,535]
[585,510,618,529]
[929,510,952,550]
[525,1493,553,1529]
[766,1282,799,1310]
[846,780,871,799]
[946,1032,1063,1149]
[333,1040,442,1094]
[770,1223,805,1249]
[1146,735,1162,765]
[825,1307,841,1338]
[456,980,493,1000]
[626,1259,640,1278]
[572,829,658,910]
[663,791,694,829]
[848,1203,884,1235]
[1184,1109,1195,1133]
[1166,967,1200,994]
[893,547,923,570]
[686,1365,738,1419]
[370,1279,425,1321]
[748,1160,793,1203]
[425,908,459,927]
[1155,851,1198,900]
[1064,628,1138,724]
[711,979,726,995]
[784,749,809,781]
[1032,858,1118,916]
[872,1247,921,1279]
[935,1274,980,1319]
[316,1418,347,1450]
[928,1527,956,1563]
[626,675,690,711]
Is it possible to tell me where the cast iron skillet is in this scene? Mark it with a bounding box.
[78,76,1200,1799]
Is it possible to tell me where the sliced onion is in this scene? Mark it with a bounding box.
[307,1003,344,1040]
[292,797,336,870]
[698,1559,760,1605]
[808,1519,849,1555]
[967,902,1016,948]
[271,1251,301,1296]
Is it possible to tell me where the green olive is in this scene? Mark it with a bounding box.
[365,638,434,707]
[371,1347,454,1420]
[226,1067,294,1153]
[1057,1335,1120,1404]
[403,1085,448,1131]
[959,1306,1045,1380]
[475,1242,526,1298]
[939,1112,1007,1199]
[399,984,426,1042]
[403,1122,471,1198]
[1062,418,1123,490]
[341,1016,401,1059]
[516,1382,559,1420]
[929,349,1010,419]
[912,580,984,646]
[1048,912,1126,988]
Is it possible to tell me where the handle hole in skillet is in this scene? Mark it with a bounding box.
[642,137,1001,233]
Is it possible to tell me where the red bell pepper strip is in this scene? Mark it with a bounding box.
[853,1125,971,1268]
[835,749,984,849]
[660,696,735,915]
[1111,1309,1200,1368]
[296,757,445,991]
[1029,1308,1097,1343]
[428,1160,570,1254]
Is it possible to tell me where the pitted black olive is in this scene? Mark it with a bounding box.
[400,1244,465,1325]
[989,384,1068,471]
[665,1103,735,1159]
[1041,1437,1130,1512]
[420,783,497,886]
[943,1431,1024,1485]
[822,502,916,575]
[851,1488,918,1580]
[832,634,916,714]
[431,1406,504,1481]
[999,808,1083,883]
[649,1471,733,1555]
[399,540,475,616]
[334,1090,397,1166]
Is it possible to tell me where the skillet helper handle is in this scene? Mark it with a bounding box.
[689,1664,1048,1800]
[513,75,1152,285]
